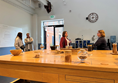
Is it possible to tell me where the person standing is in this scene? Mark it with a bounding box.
[14,32,25,51]
[94,30,109,50]
[24,33,34,51]
[60,31,71,48]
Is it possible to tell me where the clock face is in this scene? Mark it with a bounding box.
[88,13,99,23]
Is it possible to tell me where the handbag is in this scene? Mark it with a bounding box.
[20,45,25,51]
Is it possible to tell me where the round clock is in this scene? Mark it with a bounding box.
[86,13,99,23]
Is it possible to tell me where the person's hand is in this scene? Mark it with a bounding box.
[69,39,72,43]
[25,41,28,43]
[31,39,33,41]
[85,48,88,51]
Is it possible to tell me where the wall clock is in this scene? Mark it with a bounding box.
[86,13,99,23]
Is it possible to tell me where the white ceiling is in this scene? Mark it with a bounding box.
[3,0,36,14]
[3,0,49,14]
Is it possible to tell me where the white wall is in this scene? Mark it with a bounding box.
[36,0,118,43]
[0,0,32,43]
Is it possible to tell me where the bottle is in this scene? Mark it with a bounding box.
[81,35,83,40]
[81,35,83,48]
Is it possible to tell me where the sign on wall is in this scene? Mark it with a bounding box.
[50,15,55,19]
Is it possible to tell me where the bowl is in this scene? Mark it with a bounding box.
[78,55,88,63]
[79,55,87,60]
[50,46,57,50]
[10,50,22,56]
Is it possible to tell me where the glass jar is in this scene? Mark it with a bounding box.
[65,50,72,62]
[88,45,92,51]
[40,44,44,51]
[66,46,69,49]
[112,43,117,54]
[69,45,72,49]
[56,45,60,50]
[78,49,88,63]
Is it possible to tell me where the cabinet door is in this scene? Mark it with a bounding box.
[59,75,114,83]
[43,73,58,83]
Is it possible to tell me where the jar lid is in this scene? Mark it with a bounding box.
[113,43,117,45]
[65,50,72,53]
[88,45,92,46]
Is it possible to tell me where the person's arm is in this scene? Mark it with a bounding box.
[25,38,33,44]
[93,38,103,49]
[28,37,33,44]
[60,38,64,48]
[25,38,29,45]
[14,39,21,50]
[68,39,72,46]
[30,37,33,44]
[94,38,102,46]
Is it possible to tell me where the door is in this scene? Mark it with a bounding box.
[44,25,64,50]
[55,27,63,46]
[44,27,54,50]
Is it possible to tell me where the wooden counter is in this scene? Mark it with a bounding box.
[0,50,118,83]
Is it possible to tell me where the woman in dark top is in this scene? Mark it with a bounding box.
[60,31,71,48]
[94,30,109,50]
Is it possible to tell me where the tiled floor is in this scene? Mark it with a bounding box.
[0,76,16,83]
[0,76,46,83]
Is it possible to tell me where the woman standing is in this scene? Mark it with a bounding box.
[94,30,109,50]
[14,32,25,51]
[60,31,71,48]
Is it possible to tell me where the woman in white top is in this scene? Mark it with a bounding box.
[14,32,25,51]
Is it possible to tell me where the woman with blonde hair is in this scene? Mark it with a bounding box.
[94,30,109,50]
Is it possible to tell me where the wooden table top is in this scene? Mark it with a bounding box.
[0,50,118,72]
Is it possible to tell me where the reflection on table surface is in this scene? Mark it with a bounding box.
[0,50,118,69]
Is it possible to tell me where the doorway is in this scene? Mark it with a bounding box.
[42,19,64,50]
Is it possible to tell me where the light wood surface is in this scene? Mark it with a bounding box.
[115,80,118,83]
[59,74,114,83]
[0,50,118,72]
[0,50,118,83]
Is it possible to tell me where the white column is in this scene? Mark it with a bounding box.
[32,14,38,50]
